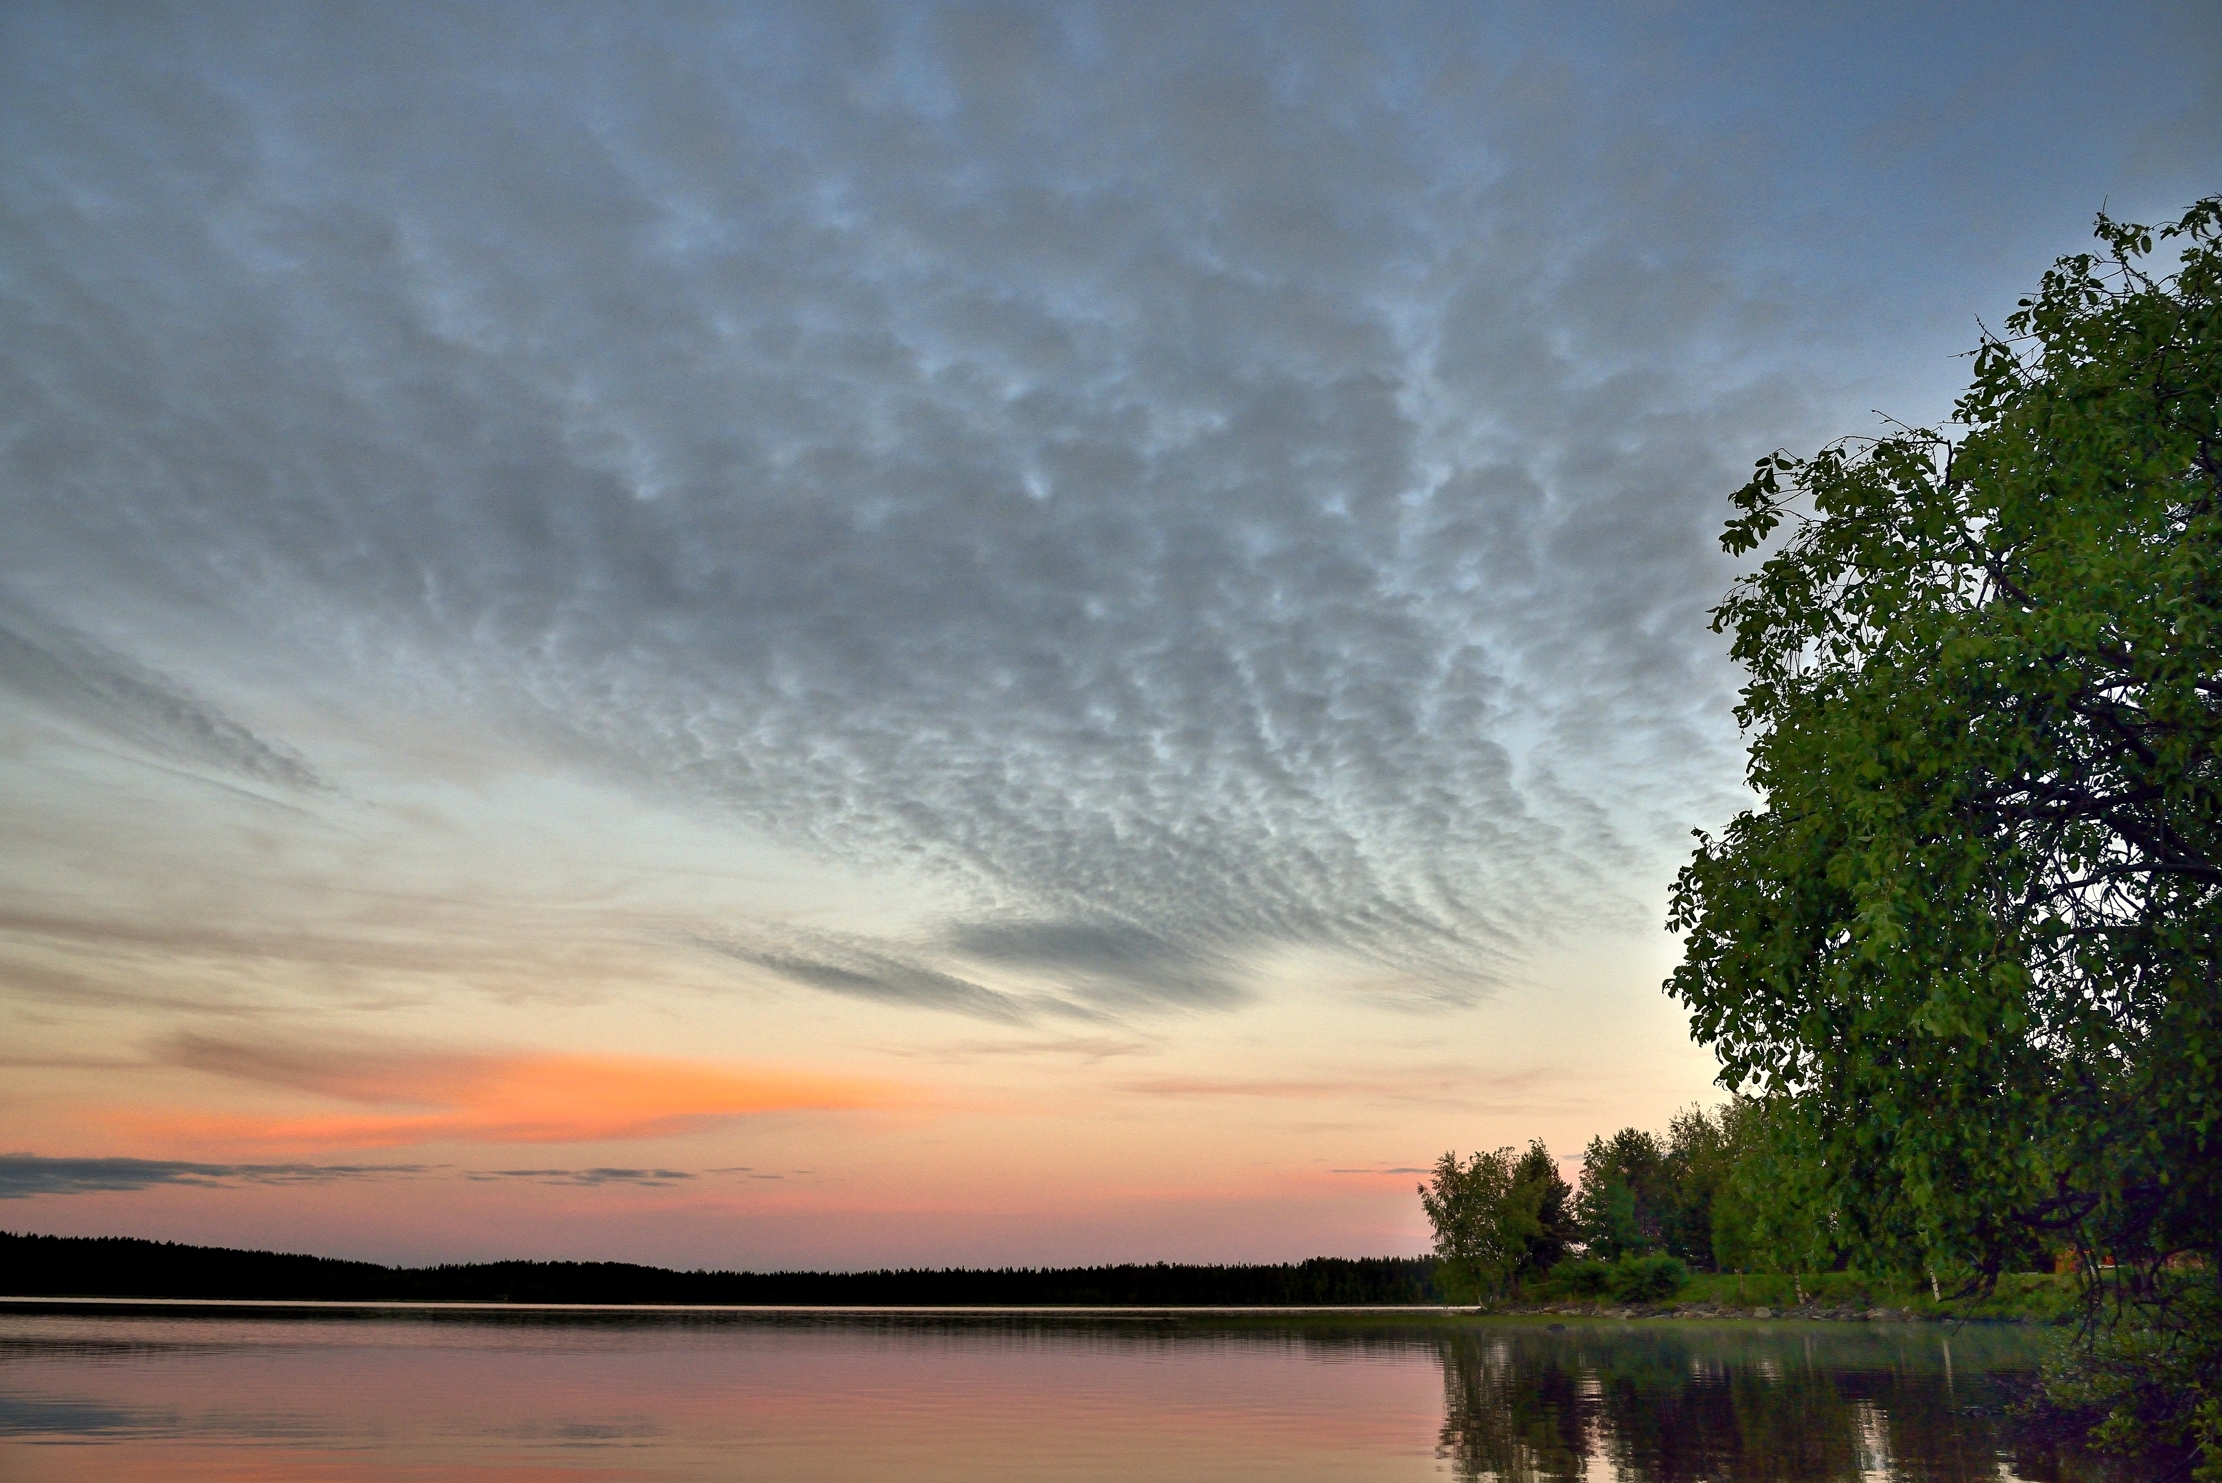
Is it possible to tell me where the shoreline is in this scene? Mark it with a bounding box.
[1482,1299,2056,1325]
[1,1295,1465,1319]
[0,1293,2054,1325]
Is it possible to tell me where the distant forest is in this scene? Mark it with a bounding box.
[0,1232,1441,1306]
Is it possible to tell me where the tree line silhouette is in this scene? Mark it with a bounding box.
[0,1231,1441,1306]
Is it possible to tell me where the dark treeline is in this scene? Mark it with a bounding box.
[0,1231,1440,1306]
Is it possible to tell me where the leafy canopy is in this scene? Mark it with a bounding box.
[1511,1140,1576,1275]
[1667,199,2222,1292]
[1420,1146,1547,1302]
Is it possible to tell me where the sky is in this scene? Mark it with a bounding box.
[2,1,2217,1272]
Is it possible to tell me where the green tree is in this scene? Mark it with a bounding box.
[1574,1128,1670,1260]
[1700,1097,1776,1273]
[1512,1139,1576,1276]
[1421,1147,1545,1303]
[1666,200,2222,1468]
[1659,1104,1744,1270]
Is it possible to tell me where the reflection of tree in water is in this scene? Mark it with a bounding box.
[1433,1331,1591,1481]
[1431,1325,2056,1483]
[1599,1347,1862,1481]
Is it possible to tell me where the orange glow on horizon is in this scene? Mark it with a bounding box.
[104,1052,916,1151]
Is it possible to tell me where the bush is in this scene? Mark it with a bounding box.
[2034,1278,2221,1476]
[1609,1255,1687,1303]
[1536,1255,1688,1303]
[1430,1258,1486,1306]
[1554,1260,1615,1296]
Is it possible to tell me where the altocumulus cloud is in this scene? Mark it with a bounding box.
[11,4,2170,1015]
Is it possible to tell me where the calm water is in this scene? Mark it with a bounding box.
[0,1307,2115,1481]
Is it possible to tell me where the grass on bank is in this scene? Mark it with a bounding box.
[1510,1259,2078,1321]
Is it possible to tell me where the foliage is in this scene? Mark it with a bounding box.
[1573,1127,1670,1260]
[1421,1147,1545,1302]
[1549,1259,1616,1297]
[1611,1254,1690,1302]
[1705,1093,1869,1274]
[1511,1140,1577,1276]
[2037,1276,2222,1478]
[1704,1102,1770,1272]
[1667,198,2222,1466]
[1536,1254,1688,1303]
[1571,1104,1765,1270]
[1660,1105,1733,1263]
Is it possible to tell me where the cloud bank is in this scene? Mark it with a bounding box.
[0,5,1770,1012]
[2,2,2215,1024]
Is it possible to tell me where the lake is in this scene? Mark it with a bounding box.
[0,1304,2123,1481]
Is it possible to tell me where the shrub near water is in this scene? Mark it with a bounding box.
[1541,1255,1687,1303]
[1612,1255,1689,1302]
[1553,1260,1615,1297]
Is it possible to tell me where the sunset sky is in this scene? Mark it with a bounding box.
[3,1,2217,1271]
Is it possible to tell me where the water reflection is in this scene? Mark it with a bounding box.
[1431,1322,2124,1482]
[0,1308,2125,1482]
